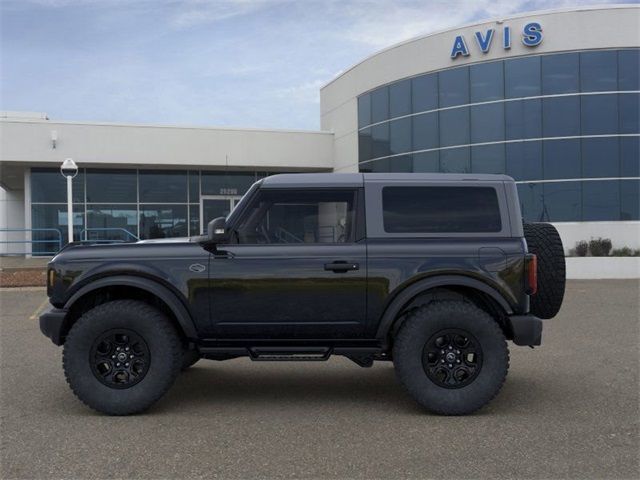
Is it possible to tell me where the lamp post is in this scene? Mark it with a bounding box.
[60,158,78,244]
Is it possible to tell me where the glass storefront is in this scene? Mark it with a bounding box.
[30,168,273,253]
[357,48,640,223]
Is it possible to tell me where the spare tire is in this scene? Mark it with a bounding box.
[523,222,566,319]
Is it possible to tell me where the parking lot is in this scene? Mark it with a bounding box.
[1,280,638,479]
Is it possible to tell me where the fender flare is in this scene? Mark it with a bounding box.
[63,275,198,339]
[375,275,513,341]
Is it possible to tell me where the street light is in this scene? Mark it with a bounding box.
[60,158,78,244]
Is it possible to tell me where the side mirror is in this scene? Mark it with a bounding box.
[207,217,228,243]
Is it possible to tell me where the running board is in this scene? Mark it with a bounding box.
[248,347,331,361]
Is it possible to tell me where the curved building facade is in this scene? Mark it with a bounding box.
[321,5,639,245]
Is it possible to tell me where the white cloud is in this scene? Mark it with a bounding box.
[169,0,285,29]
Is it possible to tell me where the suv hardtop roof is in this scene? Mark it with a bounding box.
[260,172,514,188]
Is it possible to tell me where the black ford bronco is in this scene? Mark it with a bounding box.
[40,173,565,415]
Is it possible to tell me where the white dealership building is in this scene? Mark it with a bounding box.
[1,5,638,265]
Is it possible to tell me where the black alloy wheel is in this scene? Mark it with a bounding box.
[90,329,150,388]
[422,329,482,388]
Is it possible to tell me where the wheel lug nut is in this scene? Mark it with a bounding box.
[130,355,134,359]
[448,364,453,368]
[441,359,444,363]
[448,346,452,350]
[456,360,460,363]
[440,350,444,354]
[111,355,115,359]
[116,347,121,351]
[456,350,460,354]
[125,347,130,351]
[116,363,120,367]
[125,363,129,367]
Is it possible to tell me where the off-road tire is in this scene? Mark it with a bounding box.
[524,222,566,319]
[181,348,200,371]
[393,301,509,415]
[63,300,182,415]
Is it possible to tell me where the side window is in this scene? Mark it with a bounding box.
[382,186,502,233]
[235,190,357,244]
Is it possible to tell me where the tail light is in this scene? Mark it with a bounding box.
[526,254,538,295]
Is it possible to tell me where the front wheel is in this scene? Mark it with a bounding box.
[63,300,182,415]
[393,301,509,415]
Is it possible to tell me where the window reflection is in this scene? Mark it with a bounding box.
[87,205,137,241]
[139,205,188,239]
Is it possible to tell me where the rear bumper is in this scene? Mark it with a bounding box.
[509,314,543,346]
[39,306,68,346]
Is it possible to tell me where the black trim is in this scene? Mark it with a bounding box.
[63,276,198,339]
[375,275,514,342]
[509,314,543,346]
[39,306,68,345]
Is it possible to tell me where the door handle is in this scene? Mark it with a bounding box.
[324,261,359,273]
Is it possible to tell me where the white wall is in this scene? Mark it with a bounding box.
[554,221,640,253]
[0,120,334,171]
[0,186,25,255]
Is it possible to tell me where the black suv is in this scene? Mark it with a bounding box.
[40,173,565,415]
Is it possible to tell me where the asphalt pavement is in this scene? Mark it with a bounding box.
[1,281,638,479]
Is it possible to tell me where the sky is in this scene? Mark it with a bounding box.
[0,0,634,130]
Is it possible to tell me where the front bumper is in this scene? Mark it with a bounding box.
[509,314,543,346]
[39,306,68,346]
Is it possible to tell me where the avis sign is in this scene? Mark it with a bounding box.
[450,22,543,59]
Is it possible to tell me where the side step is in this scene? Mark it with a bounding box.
[248,346,331,361]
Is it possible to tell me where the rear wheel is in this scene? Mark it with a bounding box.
[524,222,566,319]
[63,300,182,415]
[393,301,509,415]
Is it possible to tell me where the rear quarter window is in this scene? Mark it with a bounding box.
[382,186,502,233]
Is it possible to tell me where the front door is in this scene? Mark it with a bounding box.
[200,196,242,234]
[206,188,367,339]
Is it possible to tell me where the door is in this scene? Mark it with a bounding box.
[206,188,367,339]
[200,195,242,234]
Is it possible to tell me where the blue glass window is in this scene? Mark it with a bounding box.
[471,144,505,174]
[583,180,620,221]
[412,112,439,151]
[581,94,618,135]
[139,205,188,239]
[440,147,470,173]
[358,94,371,128]
[505,99,542,140]
[618,49,640,91]
[139,170,187,203]
[87,205,137,239]
[580,51,617,92]
[371,123,390,159]
[506,141,543,181]
[32,204,84,251]
[621,137,640,177]
[439,67,469,107]
[31,168,85,203]
[389,155,413,172]
[541,53,579,95]
[471,103,504,143]
[86,169,137,203]
[505,56,541,98]
[619,93,639,134]
[621,179,640,220]
[389,117,411,155]
[366,158,391,173]
[188,171,199,203]
[470,61,504,102]
[412,74,438,113]
[544,139,581,180]
[439,107,470,147]
[582,138,619,178]
[358,128,373,162]
[543,96,580,137]
[412,151,439,172]
[389,79,411,118]
[543,182,582,222]
[371,87,389,124]
[517,183,543,222]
